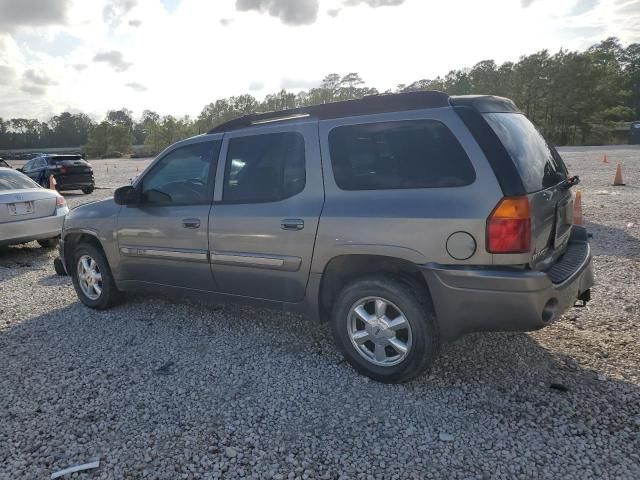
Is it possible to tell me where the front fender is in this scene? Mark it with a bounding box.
[62,199,121,275]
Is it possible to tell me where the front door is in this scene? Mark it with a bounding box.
[116,137,222,291]
[209,122,324,303]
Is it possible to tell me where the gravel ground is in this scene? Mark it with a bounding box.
[1,149,639,479]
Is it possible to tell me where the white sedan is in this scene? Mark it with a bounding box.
[0,167,69,248]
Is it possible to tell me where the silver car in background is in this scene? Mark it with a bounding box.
[0,167,68,248]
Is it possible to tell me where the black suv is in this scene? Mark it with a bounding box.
[20,154,95,194]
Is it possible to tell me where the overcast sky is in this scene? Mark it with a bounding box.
[0,0,638,121]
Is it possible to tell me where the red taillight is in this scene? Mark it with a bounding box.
[486,197,531,253]
[56,196,66,208]
[59,166,67,174]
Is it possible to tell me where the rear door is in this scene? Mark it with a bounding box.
[482,112,571,270]
[208,121,324,303]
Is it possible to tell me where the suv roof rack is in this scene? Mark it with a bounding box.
[207,91,451,134]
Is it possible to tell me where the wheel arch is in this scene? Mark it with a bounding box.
[318,254,434,322]
[63,230,108,273]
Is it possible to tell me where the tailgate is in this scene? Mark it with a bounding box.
[528,186,573,270]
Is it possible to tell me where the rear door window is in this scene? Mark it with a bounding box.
[223,132,306,203]
[328,120,475,190]
[483,113,567,192]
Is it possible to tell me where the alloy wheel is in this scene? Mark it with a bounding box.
[77,254,103,300]
[347,296,413,367]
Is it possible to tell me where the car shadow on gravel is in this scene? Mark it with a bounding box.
[2,298,639,477]
[585,220,640,259]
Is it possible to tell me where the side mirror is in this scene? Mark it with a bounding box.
[114,185,141,206]
[16,167,23,172]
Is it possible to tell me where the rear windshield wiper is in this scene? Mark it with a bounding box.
[559,175,580,190]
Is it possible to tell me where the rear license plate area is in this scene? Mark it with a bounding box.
[8,201,34,216]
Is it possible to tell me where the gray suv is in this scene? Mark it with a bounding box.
[59,92,594,382]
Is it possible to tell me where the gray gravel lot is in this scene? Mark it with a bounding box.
[1,149,639,479]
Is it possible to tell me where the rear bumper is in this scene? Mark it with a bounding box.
[0,207,68,246]
[420,226,594,340]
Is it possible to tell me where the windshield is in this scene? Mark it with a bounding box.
[0,169,41,191]
[483,112,567,193]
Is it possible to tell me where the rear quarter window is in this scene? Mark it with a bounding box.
[328,120,475,191]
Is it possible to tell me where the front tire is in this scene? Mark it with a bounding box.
[82,186,94,194]
[71,243,123,309]
[331,276,439,383]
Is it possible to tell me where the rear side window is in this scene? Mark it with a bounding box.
[223,132,306,203]
[483,113,567,192]
[328,120,475,191]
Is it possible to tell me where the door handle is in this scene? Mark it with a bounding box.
[182,218,201,229]
[281,219,304,231]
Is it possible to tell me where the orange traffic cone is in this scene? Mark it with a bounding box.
[48,174,57,190]
[602,154,609,164]
[573,190,583,225]
[613,163,625,186]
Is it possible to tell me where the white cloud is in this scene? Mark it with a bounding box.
[125,81,147,91]
[23,68,56,86]
[21,83,47,95]
[0,64,15,84]
[103,0,138,28]
[0,0,70,33]
[343,0,405,6]
[235,0,319,25]
[93,50,132,72]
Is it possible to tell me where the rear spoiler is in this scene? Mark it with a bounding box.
[449,95,521,114]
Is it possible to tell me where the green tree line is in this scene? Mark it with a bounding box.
[1,37,638,157]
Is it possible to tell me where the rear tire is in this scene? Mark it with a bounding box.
[37,237,59,249]
[71,243,123,309]
[82,186,94,194]
[331,275,439,383]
